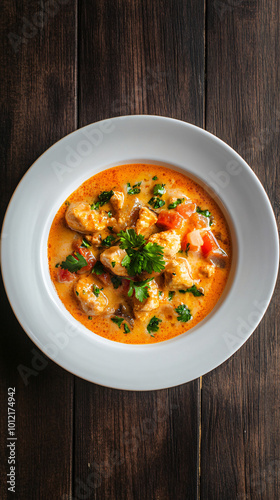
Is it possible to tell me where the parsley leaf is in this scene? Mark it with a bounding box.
[175,304,192,322]
[88,316,92,320]
[152,176,158,180]
[185,242,190,255]
[168,291,175,301]
[148,197,165,209]
[101,235,116,247]
[153,184,166,197]
[81,238,91,248]
[111,261,116,268]
[98,190,114,206]
[111,317,124,328]
[127,182,141,195]
[92,285,101,297]
[111,276,122,289]
[118,229,165,276]
[123,323,130,334]
[61,252,87,273]
[127,278,153,302]
[168,198,185,209]
[107,211,113,218]
[118,229,145,249]
[196,206,211,219]
[91,201,100,210]
[147,316,162,336]
[179,285,204,297]
[92,261,105,275]
[141,242,165,273]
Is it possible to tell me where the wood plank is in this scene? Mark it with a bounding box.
[75,1,205,499]
[201,1,280,499]
[0,1,77,498]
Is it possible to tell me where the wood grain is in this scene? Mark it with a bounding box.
[75,1,204,499]
[0,1,77,498]
[201,1,280,499]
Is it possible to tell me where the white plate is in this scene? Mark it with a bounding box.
[1,116,279,390]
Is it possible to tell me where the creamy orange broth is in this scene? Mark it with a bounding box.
[48,164,232,344]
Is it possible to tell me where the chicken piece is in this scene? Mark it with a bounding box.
[87,233,101,246]
[110,191,125,213]
[165,257,193,290]
[136,207,158,235]
[148,230,181,259]
[66,202,109,233]
[133,280,160,321]
[198,264,215,278]
[100,246,129,276]
[110,197,141,232]
[74,275,112,316]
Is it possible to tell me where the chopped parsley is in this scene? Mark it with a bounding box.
[152,176,158,180]
[118,229,165,276]
[55,263,60,268]
[81,238,91,248]
[196,206,213,225]
[111,275,122,289]
[127,182,141,195]
[168,198,185,209]
[127,278,153,302]
[175,304,192,322]
[107,211,113,218]
[91,190,114,209]
[61,252,87,273]
[185,242,190,255]
[92,285,102,297]
[111,261,116,268]
[108,226,114,231]
[91,201,100,210]
[88,316,92,320]
[123,323,130,334]
[76,291,79,296]
[92,261,105,275]
[147,316,162,336]
[101,235,116,247]
[111,316,124,328]
[65,200,70,206]
[179,285,204,297]
[168,291,175,301]
[158,291,163,297]
[148,197,165,209]
[153,183,165,197]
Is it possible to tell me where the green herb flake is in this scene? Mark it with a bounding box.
[81,238,91,248]
[152,176,158,180]
[127,277,153,302]
[148,197,165,209]
[111,316,124,328]
[196,206,212,220]
[91,201,100,210]
[55,263,60,268]
[111,261,116,268]
[158,291,163,297]
[92,285,101,297]
[123,323,130,334]
[111,275,122,289]
[76,291,79,296]
[153,184,166,197]
[168,291,175,301]
[147,316,162,336]
[61,252,87,273]
[101,235,116,247]
[175,304,192,322]
[181,285,204,297]
[107,211,113,218]
[168,198,185,209]
[65,200,70,206]
[92,261,105,275]
[127,182,141,195]
[88,316,92,320]
[185,242,190,255]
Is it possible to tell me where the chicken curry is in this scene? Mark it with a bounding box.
[48,164,232,344]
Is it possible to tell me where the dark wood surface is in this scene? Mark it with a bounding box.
[0,1,279,499]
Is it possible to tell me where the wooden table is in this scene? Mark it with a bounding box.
[1,1,279,499]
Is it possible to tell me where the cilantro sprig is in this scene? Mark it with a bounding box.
[60,252,87,273]
[118,229,165,276]
[147,316,162,336]
[175,304,192,322]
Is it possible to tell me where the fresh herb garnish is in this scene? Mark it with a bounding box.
[61,252,87,273]
[65,200,70,206]
[158,291,163,297]
[179,285,204,297]
[92,285,102,297]
[153,184,165,197]
[81,238,91,248]
[196,206,212,225]
[111,261,116,268]
[111,317,124,328]
[118,229,165,276]
[107,211,113,218]
[92,261,105,275]
[91,201,100,210]
[168,198,185,209]
[185,242,190,255]
[108,226,113,231]
[148,197,165,209]
[101,235,116,247]
[147,316,162,336]
[88,316,92,320]
[168,291,175,301]
[127,182,141,195]
[123,323,130,334]
[152,176,158,180]
[111,275,122,289]
[55,263,60,268]
[91,190,114,209]
[127,278,154,302]
[76,291,79,296]
[175,304,192,322]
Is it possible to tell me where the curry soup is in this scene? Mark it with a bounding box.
[48,164,232,344]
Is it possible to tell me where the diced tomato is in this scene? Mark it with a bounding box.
[201,231,220,256]
[188,212,210,231]
[156,211,183,230]
[75,247,96,274]
[183,229,204,251]
[98,272,111,286]
[176,201,196,218]
[57,268,76,283]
